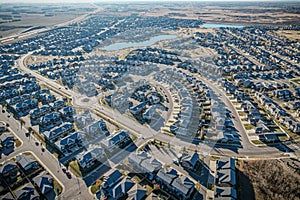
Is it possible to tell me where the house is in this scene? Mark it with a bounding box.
[39,112,62,131]
[32,172,55,200]
[180,152,200,170]
[76,146,106,170]
[16,154,40,174]
[0,191,15,200]
[155,168,178,191]
[215,187,237,200]
[100,130,132,153]
[171,175,195,199]
[84,119,109,137]
[55,131,83,154]
[44,123,74,142]
[102,170,123,189]
[128,151,162,180]
[130,102,147,115]
[142,106,156,120]
[216,169,236,187]
[15,183,40,200]
[216,157,235,171]
[127,184,147,200]
[0,132,14,150]
[0,160,18,182]
[110,176,135,199]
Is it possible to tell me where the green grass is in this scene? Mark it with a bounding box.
[54,179,63,195]
[132,175,142,183]
[90,184,100,194]
[278,135,289,142]
[68,160,82,177]
[15,139,22,147]
[251,140,264,145]
[238,111,247,117]
[244,124,254,130]
[146,185,154,195]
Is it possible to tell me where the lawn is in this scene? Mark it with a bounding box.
[244,124,254,130]
[15,139,22,147]
[90,179,103,194]
[251,140,264,145]
[54,179,63,195]
[68,160,82,177]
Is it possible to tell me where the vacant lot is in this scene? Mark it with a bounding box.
[237,159,300,200]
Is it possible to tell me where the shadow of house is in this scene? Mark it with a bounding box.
[236,167,255,200]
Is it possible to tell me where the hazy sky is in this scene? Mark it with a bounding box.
[1,0,297,3]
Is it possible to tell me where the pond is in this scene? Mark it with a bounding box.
[103,34,177,51]
[203,23,244,29]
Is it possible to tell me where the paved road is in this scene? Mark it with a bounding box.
[0,107,94,200]
[17,52,300,159]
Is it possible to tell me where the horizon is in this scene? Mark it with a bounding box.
[1,0,300,3]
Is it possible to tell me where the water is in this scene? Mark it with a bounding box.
[103,34,177,51]
[203,23,244,29]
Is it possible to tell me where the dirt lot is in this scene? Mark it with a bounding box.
[237,159,300,200]
[276,30,300,41]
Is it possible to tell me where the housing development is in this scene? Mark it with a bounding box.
[0,1,299,200]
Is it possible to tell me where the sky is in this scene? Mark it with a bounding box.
[1,0,298,3]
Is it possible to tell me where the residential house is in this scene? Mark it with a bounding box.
[130,102,147,115]
[102,170,123,189]
[180,152,200,171]
[43,123,74,142]
[16,154,40,174]
[32,172,55,200]
[216,170,236,187]
[142,106,156,120]
[84,119,109,137]
[76,146,106,170]
[55,131,83,154]
[0,132,14,150]
[171,175,195,200]
[110,176,135,199]
[127,184,147,200]
[155,168,178,191]
[100,130,132,153]
[0,160,18,182]
[216,157,235,171]
[215,187,237,200]
[15,183,40,200]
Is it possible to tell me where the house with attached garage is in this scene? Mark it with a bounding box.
[15,182,40,200]
[171,175,195,200]
[84,119,109,137]
[215,187,237,200]
[0,160,19,183]
[16,153,40,174]
[100,130,132,153]
[32,172,55,200]
[55,131,84,154]
[0,132,14,150]
[215,157,236,187]
[76,146,106,170]
[180,152,200,171]
[43,122,74,142]
[155,167,178,192]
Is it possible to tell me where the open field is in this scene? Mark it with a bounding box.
[276,30,300,41]
[237,159,300,200]
[0,3,96,38]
